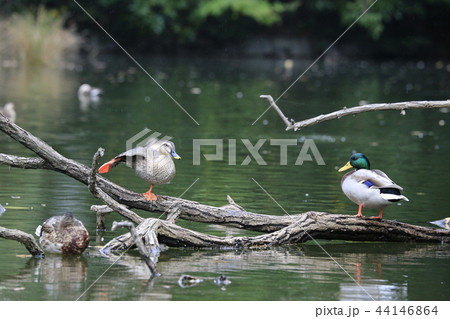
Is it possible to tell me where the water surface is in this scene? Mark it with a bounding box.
[0,56,449,300]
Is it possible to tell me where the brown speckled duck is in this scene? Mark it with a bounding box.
[35,212,89,254]
[338,153,409,219]
[98,138,181,201]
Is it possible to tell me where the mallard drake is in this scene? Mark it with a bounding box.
[430,218,450,229]
[338,153,409,219]
[0,102,16,122]
[98,138,181,201]
[35,212,89,254]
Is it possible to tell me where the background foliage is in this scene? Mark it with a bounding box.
[1,0,450,58]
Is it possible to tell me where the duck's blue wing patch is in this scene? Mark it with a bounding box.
[362,180,375,188]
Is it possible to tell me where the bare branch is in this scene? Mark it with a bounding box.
[0,153,52,169]
[111,221,159,277]
[260,95,293,127]
[220,195,245,211]
[260,95,450,131]
[86,148,143,225]
[165,203,182,224]
[88,147,104,194]
[0,226,44,256]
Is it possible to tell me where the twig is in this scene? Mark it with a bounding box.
[166,203,182,224]
[0,153,52,169]
[88,147,104,194]
[111,221,159,277]
[260,95,450,131]
[0,226,44,256]
[87,148,143,225]
[260,95,293,128]
[221,195,245,211]
[88,149,160,275]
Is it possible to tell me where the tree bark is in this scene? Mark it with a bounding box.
[102,211,450,252]
[0,226,45,256]
[1,114,450,254]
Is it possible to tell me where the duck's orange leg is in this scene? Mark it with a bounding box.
[354,204,364,217]
[142,184,157,201]
[98,158,121,173]
[370,208,383,220]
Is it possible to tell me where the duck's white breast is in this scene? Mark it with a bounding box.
[341,177,392,208]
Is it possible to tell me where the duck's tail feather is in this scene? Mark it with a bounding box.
[379,187,409,202]
[98,158,121,173]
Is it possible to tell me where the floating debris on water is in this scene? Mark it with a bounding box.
[190,87,202,95]
[298,134,345,143]
[410,130,434,138]
[99,246,111,256]
[214,274,231,286]
[178,274,204,288]
[430,218,450,229]
[16,255,32,258]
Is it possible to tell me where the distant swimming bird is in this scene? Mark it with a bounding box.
[98,138,181,201]
[77,84,102,109]
[0,102,16,122]
[78,83,102,98]
[35,212,89,254]
[338,153,409,219]
[214,274,231,286]
[430,218,450,229]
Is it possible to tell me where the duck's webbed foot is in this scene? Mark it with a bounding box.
[142,185,157,201]
[354,204,365,218]
[370,208,383,220]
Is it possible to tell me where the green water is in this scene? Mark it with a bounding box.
[0,57,449,301]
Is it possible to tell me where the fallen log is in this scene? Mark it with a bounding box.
[101,211,450,252]
[1,114,450,254]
